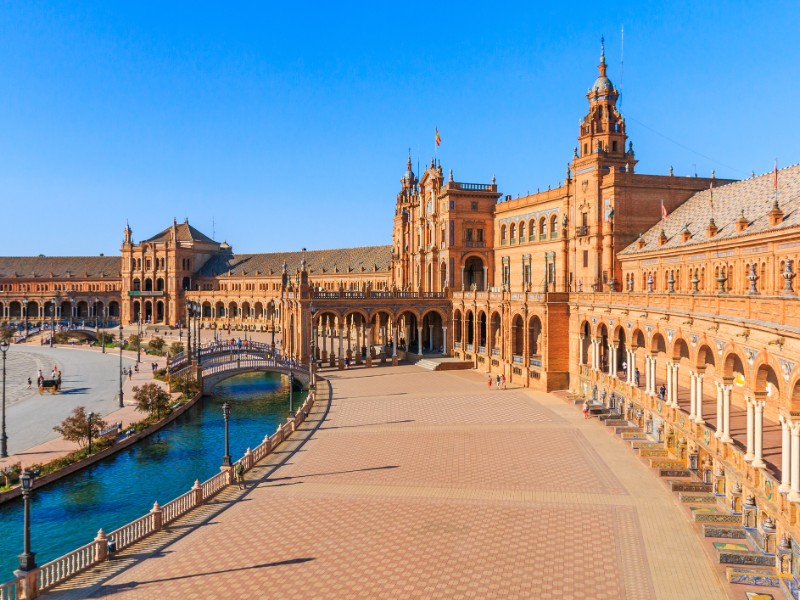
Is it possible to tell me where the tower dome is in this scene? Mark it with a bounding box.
[590,38,616,96]
[401,151,417,188]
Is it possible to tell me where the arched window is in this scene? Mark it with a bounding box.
[519,221,526,242]
[501,225,507,244]
[529,219,535,240]
[539,217,546,240]
[510,223,516,243]
[550,215,558,238]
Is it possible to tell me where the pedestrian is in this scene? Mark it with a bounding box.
[582,400,590,419]
[501,373,506,390]
[634,368,640,387]
[659,384,666,400]
[27,377,32,389]
[496,374,501,388]
[129,369,133,381]
[487,375,492,390]
[235,462,245,490]
[622,360,627,378]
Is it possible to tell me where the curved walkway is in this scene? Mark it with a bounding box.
[46,366,729,599]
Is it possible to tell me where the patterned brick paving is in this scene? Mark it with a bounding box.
[46,365,729,599]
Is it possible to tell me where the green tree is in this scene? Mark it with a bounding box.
[53,406,108,449]
[127,334,141,351]
[0,326,14,343]
[169,341,185,356]
[132,382,172,419]
[148,336,166,355]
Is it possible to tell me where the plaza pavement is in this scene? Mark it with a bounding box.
[47,364,734,599]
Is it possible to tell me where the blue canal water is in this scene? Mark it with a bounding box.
[0,372,304,581]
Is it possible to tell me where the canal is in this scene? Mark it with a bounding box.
[0,372,303,581]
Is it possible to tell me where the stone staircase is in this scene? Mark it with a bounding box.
[572,396,796,599]
[412,357,473,371]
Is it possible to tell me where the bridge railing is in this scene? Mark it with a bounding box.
[168,342,275,373]
[0,389,318,598]
[201,357,308,378]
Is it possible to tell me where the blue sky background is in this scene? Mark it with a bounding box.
[0,1,798,256]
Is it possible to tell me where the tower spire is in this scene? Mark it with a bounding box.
[599,35,607,77]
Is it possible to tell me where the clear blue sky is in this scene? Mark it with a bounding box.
[1,1,798,257]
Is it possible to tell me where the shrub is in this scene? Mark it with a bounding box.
[169,341,185,356]
[53,407,109,449]
[132,382,172,419]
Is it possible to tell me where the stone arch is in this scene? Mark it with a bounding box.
[519,220,526,242]
[202,301,212,319]
[579,320,591,365]
[254,302,264,320]
[631,328,646,349]
[465,309,475,346]
[241,301,251,319]
[528,315,542,357]
[463,256,486,291]
[789,377,800,413]
[596,322,609,371]
[490,311,502,354]
[396,309,420,352]
[753,359,781,399]
[649,332,667,354]
[477,310,487,347]
[671,337,691,361]
[228,301,238,318]
[722,350,747,383]
[422,309,446,353]
[511,313,524,356]
[695,343,716,369]
[215,301,225,318]
[453,309,463,344]
[510,222,517,242]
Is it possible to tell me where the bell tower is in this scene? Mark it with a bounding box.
[573,39,636,172]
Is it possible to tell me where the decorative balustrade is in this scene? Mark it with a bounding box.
[529,356,542,368]
[466,344,474,352]
[512,355,524,365]
[478,345,486,354]
[491,349,500,357]
[0,391,319,597]
[454,341,461,349]
[108,513,156,553]
[37,540,98,591]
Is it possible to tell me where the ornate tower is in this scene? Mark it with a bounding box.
[573,39,636,173]
[392,153,419,289]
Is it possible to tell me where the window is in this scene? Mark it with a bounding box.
[583,251,589,268]
[501,225,507,244]
[510,223,516,242]
[581,212,588,226]
[470,201,478,210]
[519,221,526,241]
[476,228,484,242]
[583,143,588,155]
[550,215,558,238]
[449,201,454,209]
[539,218,546,240]
[612,141,618,152]
[466,228,473,242]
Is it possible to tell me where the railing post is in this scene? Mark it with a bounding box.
[17,569,39,600]
[94,529,108,563]
[150,501,163,531]
[263,434,272,455]
[193,479,203,505]
[244,447,253,470]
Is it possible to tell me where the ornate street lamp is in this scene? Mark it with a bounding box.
[221,401,231,467]
[269,300,276,356]
[0,339,8,458]
[49,303,55,348]
[288,369,294,417]
[87,411,94,454]
[118,325,124,408]
[101,306,108,354]
[17,469,36,572]
[136,317,142,364]
[22,298,28,338]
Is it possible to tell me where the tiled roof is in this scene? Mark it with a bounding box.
[196,245,393,278]
[0,256,120,278]
[143,221,218,244]
[620,164,800,254]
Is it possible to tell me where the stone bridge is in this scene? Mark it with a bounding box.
[199,357,309,394]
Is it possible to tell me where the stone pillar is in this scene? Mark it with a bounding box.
[429,325,434,352]
[392,325,398,357]
[744,397,755,462]
[365,327,372,367]
[482,266,488,291]
[715,383,724,438]
[338,328,344,369]
[721,384,733,443]
[608,344,616,376]
[780,416,791,493]
[644,356,652,393]
[752,399,766,469]
[671,363,680,408]
[790,422,800,502]
[689,371,697,419]
[417,326,423,357]
[442,326,447,355]
[694,372,705,424]
[666,362,674,407]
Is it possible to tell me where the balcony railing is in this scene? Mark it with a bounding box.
[478,345,486,354]
[512,354,523,364]
[576,225,589,237]
[464,240,486,248]
[466,343,474,352]
[491,348,500,357]
[127,291,164,297]
[530,356,542,368]
[454,341,462,349]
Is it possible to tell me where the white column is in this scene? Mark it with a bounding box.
[647,356,654,394]
[721,384,733,443]
[790,422,800,502]
[392,325,397,357]
[666,362,673,406]
[672,363,680,408]
[609,345,616,376]
[442,326,447,354]
[752,400,766,469]
[628,350,634,384]
[780,416,791,493]
[715,383,724,438]
[417,326,423,357]
[338,328,344,360]
[689,371,697,419]
[744,397,755,462]
[365,327,372,356]
[694,372,705,424]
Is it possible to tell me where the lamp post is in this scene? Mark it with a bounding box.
[136,318,142,364]
[0,339,8,458]
[17,469,36,572]
[22,298,28,338]
[118,325,124,408]
[49,303,54,348]
[309,302,317,388]
[269,300,276,356]
[101,306,107,354]
[186,302,193,365]
[221,401,231,467]
[288,370,294,417]
[87,411,94,454]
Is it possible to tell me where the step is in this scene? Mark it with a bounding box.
[674,481,713,493]
[691,507,739,524]
[604,419,629,427]
[650,458,686,469]
[660,468,693,478]
[620,431,648,440]
[718,549,775,567]
[639,448,669,458]
[631,441,663,450]
[679,492,717,504]
[726,566,782,587]
[614,426,641,435]
[703,524,747,539]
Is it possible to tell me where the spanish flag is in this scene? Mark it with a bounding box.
[435,128,441,147]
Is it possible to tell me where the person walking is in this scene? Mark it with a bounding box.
[234,462,245,490]
[582,400,590,419]
[634,368,640,387]
[496,374,501,389]
[500,373,506,390]
[487,375,493,390]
